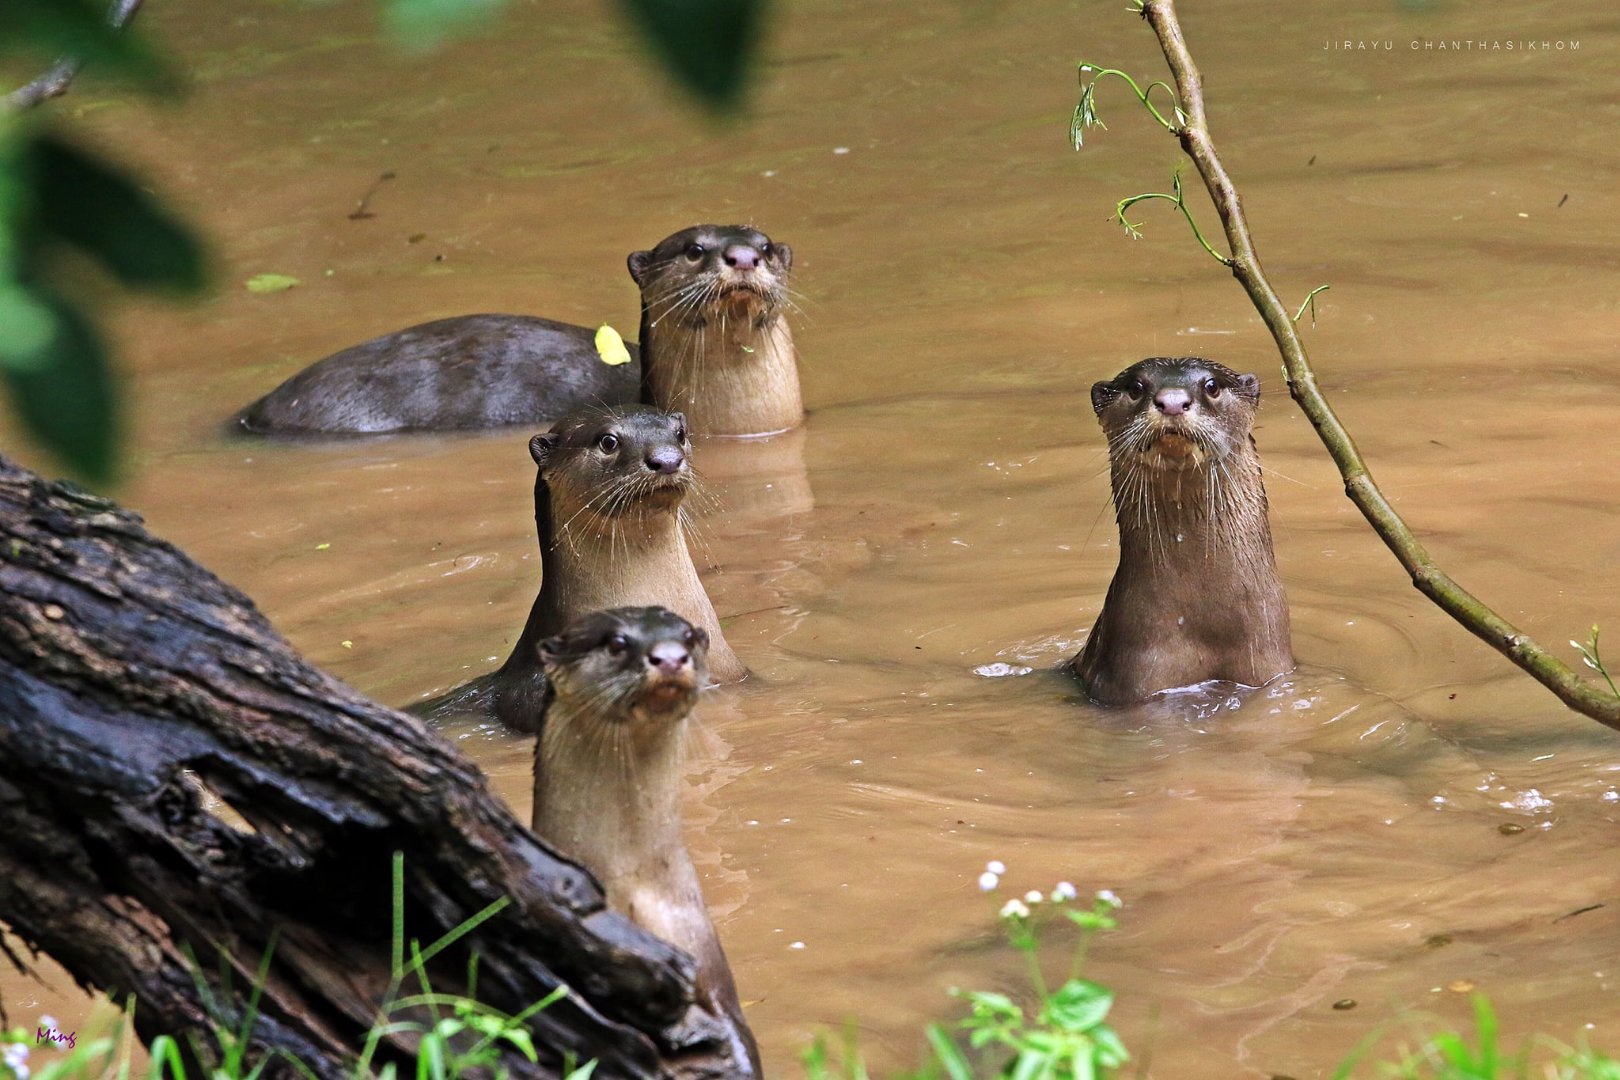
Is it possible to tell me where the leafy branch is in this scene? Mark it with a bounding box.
[1113,165,1231,265]
[1074,0,1620,730]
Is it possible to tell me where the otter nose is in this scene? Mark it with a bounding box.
[1154,387,1193,416]
[722,244,760,271]
[647,641,691,675]
[644,446,685,474]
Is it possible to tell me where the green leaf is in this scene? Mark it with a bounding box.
[383,0,508,50]
[245,273,301,294]
[1006,1049,1048,1080]
[1090,1026,1130,1067]
[923,1025,973,1080]
[0,0,174,93]
[30,132,205,293]
[0,282,58,370]
[2,286,118,484]
[1042,980,1114,1032]
[614,0,767,111]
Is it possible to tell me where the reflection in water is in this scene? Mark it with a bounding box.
[3,0,1620,1075]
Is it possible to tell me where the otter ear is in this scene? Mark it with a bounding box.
[1237,373,1261,401]
[537,635,563,671]
[1090,380,1117,416]
[627,250,655,285]
[529,432,560,466]
[772,241,793,271]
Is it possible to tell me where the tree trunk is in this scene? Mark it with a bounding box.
[0,455,751,1079]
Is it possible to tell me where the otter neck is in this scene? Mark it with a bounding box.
[534,702,687,882]
[515,497,712,662]
[1111,449,1278,579]
[641,314,802,436]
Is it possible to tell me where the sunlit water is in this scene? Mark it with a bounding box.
[2,0,1617,1075]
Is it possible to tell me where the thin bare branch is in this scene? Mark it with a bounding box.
[5,0,145,111]
[1136,0,1619,730]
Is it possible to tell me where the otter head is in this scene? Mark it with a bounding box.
[529,405,693,535]
[627,224,793,330]
[540,606,710,728]
[1091,357,1261,473]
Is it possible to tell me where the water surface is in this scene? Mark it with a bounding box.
[2,1,1617,1075]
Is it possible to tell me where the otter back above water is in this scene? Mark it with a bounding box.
[232,223,800,438]
[233,313,640,435]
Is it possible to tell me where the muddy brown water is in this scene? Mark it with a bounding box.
[3,0,1618,1075]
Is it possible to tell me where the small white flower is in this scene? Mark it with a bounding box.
[986,860,1006,875]
[1096,888,1122,908]
[999,898,1030,920]
[36,1018,55,1033]
[1024,889,1044,905]
[4,1044,29,1066]
[978,871,1000,892]
[1051,881,1078,902]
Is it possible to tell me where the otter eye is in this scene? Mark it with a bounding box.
[682,629,698,647]
[605,633,630,656]
[1204,378,1222,398]
[759,241,772,257]
[596,432,620,453]
[1127,378,1147,398]
[684,243,707,260]
[674,424,687,443]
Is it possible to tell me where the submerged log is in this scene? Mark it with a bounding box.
[0,454,751,1078]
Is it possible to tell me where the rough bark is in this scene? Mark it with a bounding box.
[0,454,750,1078]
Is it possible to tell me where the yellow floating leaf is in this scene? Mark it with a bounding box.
[341,640,353,649]
[594,323,632,366]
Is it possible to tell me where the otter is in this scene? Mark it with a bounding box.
[415,405,744,731]
[231,224,800,438]
[629,224,801,437]
[531,606,760,1075]
[1071,357,1292,704]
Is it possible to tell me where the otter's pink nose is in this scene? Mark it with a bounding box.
[1154,387,1193,416]
[723,244,760,270]
[645,446,685,474]
[648,642,691,675]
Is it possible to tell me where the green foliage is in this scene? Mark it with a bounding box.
[1571,627,1619,701]
[1,0,204,485]
[0,125,205,484]
[0,0,173,91]
[803,873,1131,1080]
[799,871,1617,1080]
[371,0,766,110]
[243,274,301,294]
[0,855,591,1080]
[1332,995,1620,1080]
[380,0,509,51]
[615,0,766,111]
